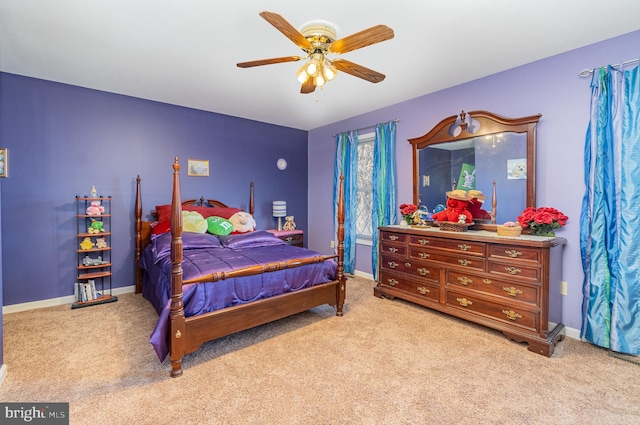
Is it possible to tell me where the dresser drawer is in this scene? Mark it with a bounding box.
[488,260,539,281]
[410,236,485,256]
[380,241,407,257]
[378,271,439,303]
[410,248,485,272]
[446,291,538,331]
[446,270,538,306]
[380,231,407,243]
[380,255,439,283]
[489,244,541,264]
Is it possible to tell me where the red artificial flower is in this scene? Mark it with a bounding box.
[517,207,568,236]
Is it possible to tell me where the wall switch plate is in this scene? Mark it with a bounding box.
[422,175,430,187]
[560,281,568,295]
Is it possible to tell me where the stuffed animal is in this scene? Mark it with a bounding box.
[282,215,296,231]
[95,237,108,249]
[79,237,95,251]
[229,211,256,233]
[86,201,105,216]
[466,189,492,220]
[431,190,473,223]
[87,219,105,234]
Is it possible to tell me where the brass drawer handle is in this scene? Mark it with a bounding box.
[388,247,398,253]
[418,239,429,246]
[457,276,472,285]
[505,266,522,275]
[387,278,398,286]
[456,297,473,307]
[285,236,293,241]
[458,243,471,251]
[417,267,430,276]
[404,262,412,267]
[417,286,430,295]
[389,235,399,241]
[503,286,523,297]
[458,259,471,266]
[505,249,522,258]
[419,252,430,259]
[502,310,523,321]
[388,261,398,269]
[482,278,492,284]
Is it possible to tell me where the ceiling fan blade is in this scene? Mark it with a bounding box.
[332,58,386,83]
[300,76,316,94]
[259,11,312,50]
[329,25,394,54]
[237,56,303,68]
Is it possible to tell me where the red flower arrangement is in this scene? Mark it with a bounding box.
[399,203,418,224]
[517,207,568,236]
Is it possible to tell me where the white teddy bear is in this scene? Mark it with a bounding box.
[229,212,256,233]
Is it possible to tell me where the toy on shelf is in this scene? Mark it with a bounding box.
[95,237,108,249]
[87,219,105,234]
[86,200,105,216]
[79,237,95,251]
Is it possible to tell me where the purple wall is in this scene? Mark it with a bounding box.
[0,73,308,305]
[308,30,640,332]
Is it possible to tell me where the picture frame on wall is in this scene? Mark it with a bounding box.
[0,148,7,178]
[188,159,209,177]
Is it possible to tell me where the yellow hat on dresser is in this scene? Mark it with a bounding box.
[445,189,473,201]
[467,189,488,202]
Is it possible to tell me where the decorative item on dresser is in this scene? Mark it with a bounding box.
[374,226,566,356]
[266,229,304,247]
[272,200,287,230]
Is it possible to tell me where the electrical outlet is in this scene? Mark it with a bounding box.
[330,240,335,249]
[560,281,568,296]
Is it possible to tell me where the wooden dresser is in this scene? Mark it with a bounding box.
[374,225,566,356]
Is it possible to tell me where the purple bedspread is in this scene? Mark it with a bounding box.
[140,230,337,361]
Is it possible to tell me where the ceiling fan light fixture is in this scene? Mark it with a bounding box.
[315,73,326,87]
[322,61,337,81]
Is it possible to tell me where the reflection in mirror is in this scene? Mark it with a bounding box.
[410,110,541,230]
[419,132,527,223]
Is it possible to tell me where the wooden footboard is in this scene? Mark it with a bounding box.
[135,158,346,377]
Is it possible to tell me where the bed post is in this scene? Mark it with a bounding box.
[169,157,186,378]
[249,181,255,215]
[135,175,143,293]
[336,175,346,316]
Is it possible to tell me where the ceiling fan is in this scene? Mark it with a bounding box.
[237,11,394,94]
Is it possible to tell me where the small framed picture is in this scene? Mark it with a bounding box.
[188,159,209,177]
[0,148,7,178]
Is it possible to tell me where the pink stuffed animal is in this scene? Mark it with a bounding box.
[86,201,105,216]
[229,211,256,233]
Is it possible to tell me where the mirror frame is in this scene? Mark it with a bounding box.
[409,110,541,230]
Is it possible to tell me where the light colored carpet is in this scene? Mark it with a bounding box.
[1,276,639,425]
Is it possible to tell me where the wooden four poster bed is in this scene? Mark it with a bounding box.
[135,158,346,377]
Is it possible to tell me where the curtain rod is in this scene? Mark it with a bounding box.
[332,119,399,137]
[578,58,640,77]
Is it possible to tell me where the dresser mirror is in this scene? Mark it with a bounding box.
[409,110,541,229]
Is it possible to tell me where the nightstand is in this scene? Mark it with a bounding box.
[267,229,304,247]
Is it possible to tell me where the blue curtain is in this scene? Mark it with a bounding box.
[371,121,397,279]
[334,130,358,274]
[580,64,640,355]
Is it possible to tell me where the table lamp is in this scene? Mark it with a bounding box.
[272,201,287,231]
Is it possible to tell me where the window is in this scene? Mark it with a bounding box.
[356,132,374,245]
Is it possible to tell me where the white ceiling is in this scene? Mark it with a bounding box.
[1,1,640,130]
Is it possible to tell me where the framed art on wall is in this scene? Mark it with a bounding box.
[188,159,209,177]
[0,148,7,178]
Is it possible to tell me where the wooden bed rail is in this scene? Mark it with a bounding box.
[184,254,339,284]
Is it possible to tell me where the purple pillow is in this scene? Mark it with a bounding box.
[219,230,285,249]
[151,231,222,260]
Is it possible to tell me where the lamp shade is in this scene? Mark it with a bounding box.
[272,201,287,217]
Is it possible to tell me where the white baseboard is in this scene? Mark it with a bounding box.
[2,285,136,315]
[352,270,374,280]
[0,364,6,388]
